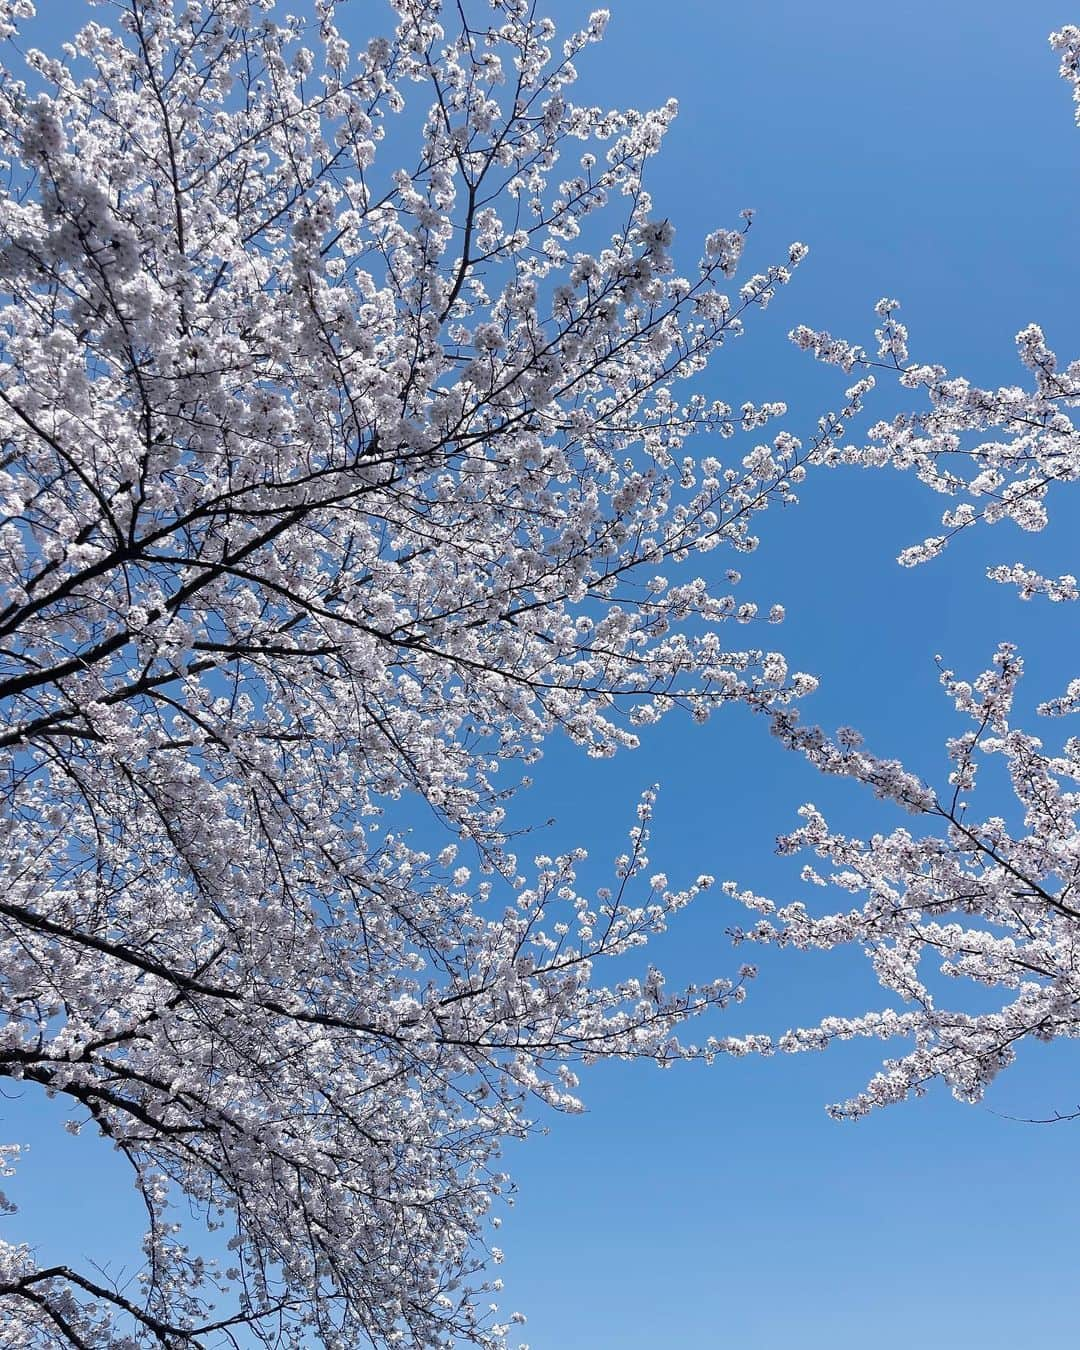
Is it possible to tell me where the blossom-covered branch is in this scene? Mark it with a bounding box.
[0,0,824,1344]
[727,24,1080,1125]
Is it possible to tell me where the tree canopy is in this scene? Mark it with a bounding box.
[1,1,1079,1346]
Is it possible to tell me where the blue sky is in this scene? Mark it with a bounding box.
[487,2,1080,1346]
[7,2,1080,1347]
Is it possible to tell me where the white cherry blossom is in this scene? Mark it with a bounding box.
[0,1,825,1344]
[728,26,1080,1127]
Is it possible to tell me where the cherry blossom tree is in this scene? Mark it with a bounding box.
[0,0,832,1343]
[726,26,1080,1124]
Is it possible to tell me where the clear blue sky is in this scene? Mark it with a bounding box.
[490,2,1080,1346]
[8,3,1080,1347]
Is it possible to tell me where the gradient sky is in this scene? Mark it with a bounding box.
[8,3,1080,1347]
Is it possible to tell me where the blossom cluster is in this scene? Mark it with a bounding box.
[725,29,1080,1125]
[0,1,824,1344]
